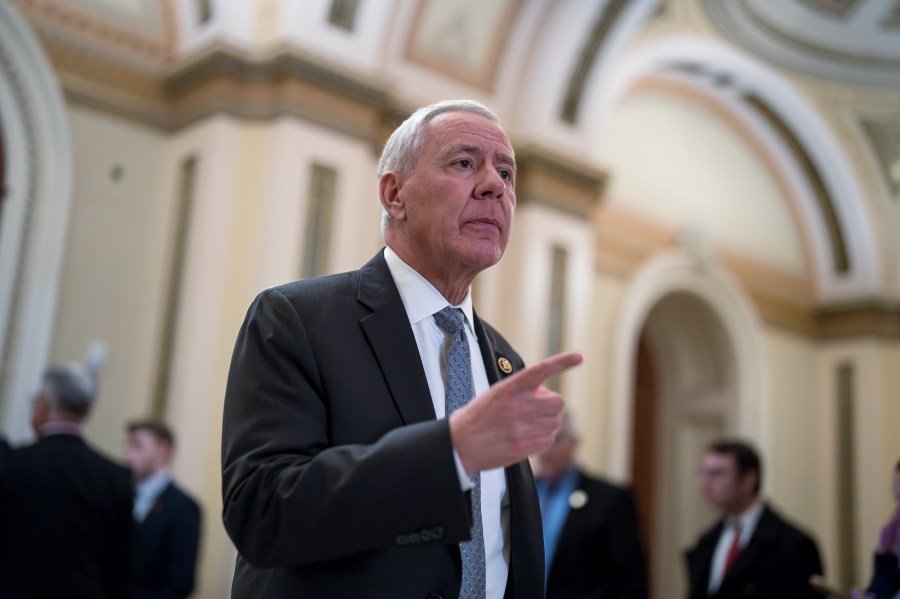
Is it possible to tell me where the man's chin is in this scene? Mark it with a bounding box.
[457,239,505,267]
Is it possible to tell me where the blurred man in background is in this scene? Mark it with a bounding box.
[124,419,202,599]
[0,363,133,598]
[685,439,823,599]
[535,413,648,598]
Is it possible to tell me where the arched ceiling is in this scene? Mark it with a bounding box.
[704,0,900,87]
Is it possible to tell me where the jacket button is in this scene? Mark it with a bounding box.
[426,594,444,599]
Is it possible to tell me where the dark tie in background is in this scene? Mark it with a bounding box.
[434,307,486,599]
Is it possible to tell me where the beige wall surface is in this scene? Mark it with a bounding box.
[596,87,807,278]
[763,329,820,525]
[52,104,174,457]
[153,115,383,597]
[582,270,629,476]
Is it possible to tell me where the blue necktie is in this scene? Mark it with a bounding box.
[434,307,486,599]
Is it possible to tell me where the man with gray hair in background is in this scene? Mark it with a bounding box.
[0,363,134,598]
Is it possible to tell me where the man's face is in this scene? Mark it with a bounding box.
[123,429,169,483]
[389,111,516,277]
[699,452,756,514]
[30,392,51,433]
[536,432,577,481]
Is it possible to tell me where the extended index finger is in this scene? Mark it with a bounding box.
[503,351,583,392]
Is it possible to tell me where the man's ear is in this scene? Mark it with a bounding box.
[740,469,758,497]
[379,172,406,222]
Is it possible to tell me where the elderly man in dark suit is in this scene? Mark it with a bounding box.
[535,414,648,599]
[0,364,134,598]
[124,420,202,598]
[685,439,823,599]
[222,99,582,599]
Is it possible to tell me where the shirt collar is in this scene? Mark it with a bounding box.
[136,469,172,498]
[383,246,477,338]
[731,500,765,532]
[38,421,82,438]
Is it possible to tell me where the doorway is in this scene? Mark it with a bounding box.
[630,290,740,598]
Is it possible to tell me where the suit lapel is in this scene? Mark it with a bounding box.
[473,312,516,385]
[357,251,435,425]
[686,522,722,598]
[475,315,542,597]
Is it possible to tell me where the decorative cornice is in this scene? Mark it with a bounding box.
[162,43,397,146]
[514,145,607,219]
[813,301,900,339]
[595,207,899,339]
[32,30,403,150]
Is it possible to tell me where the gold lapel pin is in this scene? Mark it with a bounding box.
[498,356,513,374]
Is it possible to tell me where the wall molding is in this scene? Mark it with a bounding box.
[596,206,900,339]
[515,145,607,219]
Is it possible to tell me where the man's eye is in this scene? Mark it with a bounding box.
[458,159,471,168]
[499,170,511,180]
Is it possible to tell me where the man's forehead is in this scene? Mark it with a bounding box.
[428,112,512,148]
[703,452,736,467]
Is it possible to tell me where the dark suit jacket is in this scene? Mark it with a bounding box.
[222,250,544,599]
[133,481,202,599]
[546,470,648,599]
[685,503,823,599]
[0,433,134,598]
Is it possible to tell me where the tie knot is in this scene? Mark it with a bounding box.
[434,307,466,335]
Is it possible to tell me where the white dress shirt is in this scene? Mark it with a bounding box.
[133,469,172,523]
[708,500,765,593]
[384,247,510,598]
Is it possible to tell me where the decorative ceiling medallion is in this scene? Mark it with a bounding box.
[704,0,900,87]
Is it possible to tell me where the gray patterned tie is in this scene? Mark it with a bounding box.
[434,307,486,599]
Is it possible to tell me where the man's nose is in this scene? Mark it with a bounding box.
[474,166,506,198]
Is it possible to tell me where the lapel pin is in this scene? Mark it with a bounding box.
[498,356,513,374]
[569,490,588,509]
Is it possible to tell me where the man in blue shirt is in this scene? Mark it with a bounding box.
[535,414,648,598]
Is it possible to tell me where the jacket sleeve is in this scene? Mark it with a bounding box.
[221,287,472,567]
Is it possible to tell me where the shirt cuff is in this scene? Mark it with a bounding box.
[453,449,475,491]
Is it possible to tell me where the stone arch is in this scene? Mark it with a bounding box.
[0,2,74,440]
[608,245,770,597]
[583,34,881,301]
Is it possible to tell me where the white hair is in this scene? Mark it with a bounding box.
[41,363,97,419]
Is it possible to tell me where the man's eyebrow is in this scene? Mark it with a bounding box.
[495,153,517,173]
[441,144,517,172]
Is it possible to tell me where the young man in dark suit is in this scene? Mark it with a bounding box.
[222,100,583,598]
[535,414,648,599]
[685,440,823,599]
[0,364,134,598]
[124,420,202,599]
